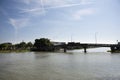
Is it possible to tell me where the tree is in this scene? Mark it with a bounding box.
[19,42,26,49]
[0,43,12,50]
[34,38,53,51]
[14,42,26,50]
[26,42,33,49]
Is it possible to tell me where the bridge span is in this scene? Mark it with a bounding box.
[54,42,120,53]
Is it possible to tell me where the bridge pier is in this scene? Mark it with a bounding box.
[110,46,120,53]
[110,46,115,53]
[83,47,87,53]
[64,48,67,52]
[63,43,67,53]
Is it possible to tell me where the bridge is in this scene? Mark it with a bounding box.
[53,42,120,53]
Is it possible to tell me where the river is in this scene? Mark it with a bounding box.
[0,48,120,80]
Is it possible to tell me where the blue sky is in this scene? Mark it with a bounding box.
[0,0,120,44]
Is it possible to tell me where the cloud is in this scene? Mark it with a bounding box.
[9,18,29,29]
[20,8,45,16]
[19,4,82,16]
[73,8,95,20]
[81,0,94,5]
[19,0,46,16]
[18,0,34,5]
[20,0,93,6]
[20,0,67,6]
[46,3,82,9]
[20,3,82,13]
[19,0,94,16]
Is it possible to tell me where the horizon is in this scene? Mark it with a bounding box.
[0,37,118,45]
[0,0,120,44]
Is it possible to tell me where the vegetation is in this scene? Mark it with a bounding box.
[32,38,54,51]
[2,38,120,53]
[0,38,55,53]
[0,41,33,53]
[0,43,12,50]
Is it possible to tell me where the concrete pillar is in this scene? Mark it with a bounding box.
[84,47,87,53]
[110,46,115,53]
[63,43,67,52]
[64,48,67,52]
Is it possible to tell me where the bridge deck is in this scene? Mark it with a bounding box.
[80,43,117,47]
[53,42,120,53]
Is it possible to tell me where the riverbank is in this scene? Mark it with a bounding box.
[0,50,30,53]
[107,50,120,53]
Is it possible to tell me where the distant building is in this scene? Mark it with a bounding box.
[68,42,80,46]
[118,42,120,45]
[51,42,65,46]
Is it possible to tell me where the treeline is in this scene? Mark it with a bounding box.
[0,42,33,51]
[0,38,54,52]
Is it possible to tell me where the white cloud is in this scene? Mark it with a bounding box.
[19,0,45,16]
[20,0,67,6]
[19,0,94,16]
[20,3,82,13]
[44,0,94,6]
[73,8,95,20]
[20,8,45,16]
[9,18,29,29]
[46,3,82,9]
[20,0,93,6]
[81,0,94,5]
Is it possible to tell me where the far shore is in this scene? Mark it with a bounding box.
[0,50,31,53]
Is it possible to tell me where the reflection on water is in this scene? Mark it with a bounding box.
[0,50,120,80]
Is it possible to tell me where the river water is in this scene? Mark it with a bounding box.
[0,48,120,80]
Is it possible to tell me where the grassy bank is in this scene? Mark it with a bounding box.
[107,50,120,53]
[0,50,31,53]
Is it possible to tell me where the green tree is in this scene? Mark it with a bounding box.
[34,38,53,51]
[26,42,33,49]
[19,42,26,49]
[0,43,12,50]
[14,42,26,50]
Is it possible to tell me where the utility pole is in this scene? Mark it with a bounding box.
[117,40,118,44]
[95,32,97,44]
[71,35,72,42]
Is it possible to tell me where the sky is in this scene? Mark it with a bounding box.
[0,0,120,44]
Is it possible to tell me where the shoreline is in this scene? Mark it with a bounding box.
[0,50,30,53]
